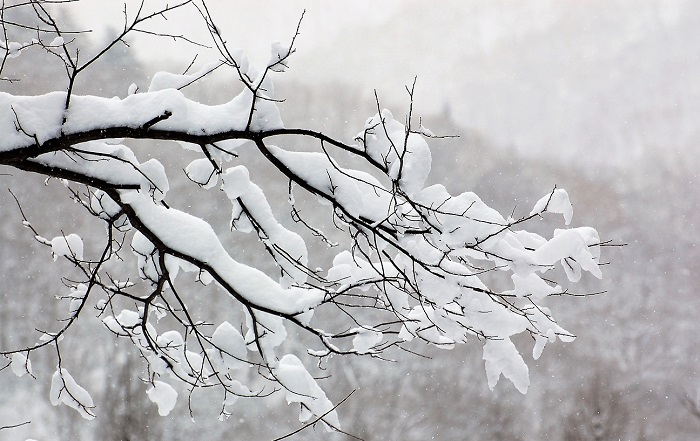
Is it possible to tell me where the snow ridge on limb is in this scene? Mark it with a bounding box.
[50,367,95,420]
[0,0,611,434]
[273,354,340,430]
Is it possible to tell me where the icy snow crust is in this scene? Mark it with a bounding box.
[3,58,604,429]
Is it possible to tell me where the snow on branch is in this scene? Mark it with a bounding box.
[0,0,612,435]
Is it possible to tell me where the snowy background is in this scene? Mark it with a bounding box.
[1,0,699,439]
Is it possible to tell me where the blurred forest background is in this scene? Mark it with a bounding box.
[1,1,699,440]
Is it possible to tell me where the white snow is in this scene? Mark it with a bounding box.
[208,321,248,371]
[123,192,324,315]
[351,328,383,353]
[148,61,223,92]
[273,354,339,430]
[0,87,283,153]
[33,142,153,191]
[359,109,432,196]
[131,230,159,284]
[265,145,393,222]
[185,158,218,189]
[532,328,557,360]
[0,33,610,417]
[50,234,83,261]
[0,92,64,149]
[221,165,251,200]
[244,310,287,359]
[115,309,141,328]
[268,41,290,72]
[10,352,32,377]
[530,188,573,225]
[137,158,169,201]
[222,165,309,286]
[146,381,178,416]
[509,273,562,301]
[532,228,602,281]
[414,184,508,249]
[5,41,23,58]
[50,367,95,420]
[230,48,250,75]
[482,338,530,394]
[90,190,122,220]
[68,284,88,315]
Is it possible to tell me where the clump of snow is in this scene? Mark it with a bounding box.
[185,158,218,189]
[221,165,250,200]
[414,184,508,249]
[148,61,223,92]
[39,332,63,343]
[399,305,457,348]
[244,311,287,359]
[509,273,562,301]
[207,321,248,372]
[146,381,178,416]
[138,158,169,201]
[0,92,65,150]
[131,230,159,284]
[196,269,214,285]
[265,145,392,222]
[532,227,602,281]
[351,328,383,353]
[50,234,83,261]
[90,190,122,220]
[230,48,250,75]
[0,87,283,154]
[102,316,129,336]
[532,328,558,360]
[2,40,23,58]
[482,338,529,394]
[11,352,32,377]
[358,109,432,195]
[115,309,141,328]
[268,41,290,72]
[530,188,573,225]
[123,192,324,314]
[219,379,253,418]
[50,367,95,419]
[328,251,387,289]
[222,165,309,286]
[164,254,197,281]
[33,141,149,192]
[273,354,339,430]
[68,283,88,315]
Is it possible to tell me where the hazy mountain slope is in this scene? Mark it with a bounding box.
[291,0,700,167]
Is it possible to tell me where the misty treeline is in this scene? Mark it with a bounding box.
[0,2,698,441]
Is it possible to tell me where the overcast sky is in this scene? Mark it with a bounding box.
[69,0,700,169]
[68,1,401,65]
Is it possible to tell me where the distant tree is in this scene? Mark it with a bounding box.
[0,0,609,436]
[682,389,700,422]
[563,370,632,441]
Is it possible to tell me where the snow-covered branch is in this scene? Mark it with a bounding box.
[0,0,611,434]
